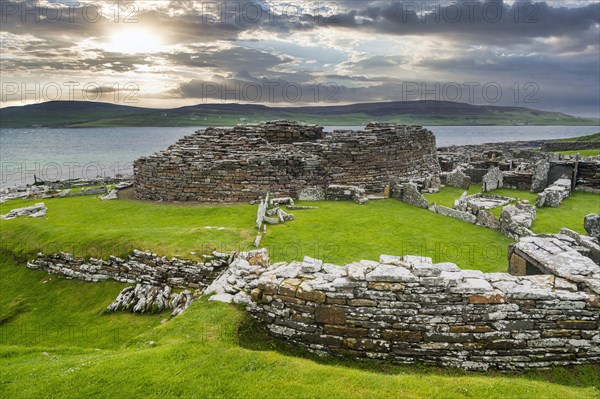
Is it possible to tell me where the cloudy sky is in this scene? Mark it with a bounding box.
[1,0,599,116]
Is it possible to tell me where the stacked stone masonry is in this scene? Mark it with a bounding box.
[438,141,600,193]
[27,250,230,289]
[243,252,599,371]
[134,121,441,202]
[25,248,600,370]
[199,249,600,371]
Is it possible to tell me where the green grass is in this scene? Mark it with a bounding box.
[2,194,600,398]
[535,192,600,234]
[551,133,600,143]
[2,189,598,271]
[425,184,599,234]
[551,149,600,157]
[0,196,257,261]
[1,195,515,272]
[1,255,598,399]
[262,200,513,272]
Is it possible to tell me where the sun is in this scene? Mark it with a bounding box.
[106,28,163,54]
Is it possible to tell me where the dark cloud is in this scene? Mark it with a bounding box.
[0,0,598,116]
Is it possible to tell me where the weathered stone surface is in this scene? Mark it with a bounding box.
[531,159,550,193]
[106,283,193,318]
[326,185,369,204]
[29,247,600,371]
[510,236,600,280]
[537,178,571,207]
[476,209,500,230]
[0,202,47,219]
[298,187,325,201]
[134,121,441,203]
[584,214,600,239]
[435,205,477,224]
[390,181,429,208]
[99,189,118,201]
[499,201,536,239]
[365,264,417,283]
[315,305,346,325]
[559,227,600,264]
[28,250,231,290]
[482,167,503,192]
[445,168,470,189]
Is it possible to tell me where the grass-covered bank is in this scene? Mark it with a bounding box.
[1,187,598,270]
[1,191,600,398]
[1,255,599,399]
[1,195,515,271]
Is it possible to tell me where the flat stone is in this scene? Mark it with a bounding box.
[301,256,323,273]
[450,278,493,294]
[365,264,417,283]
[209,293,234,303]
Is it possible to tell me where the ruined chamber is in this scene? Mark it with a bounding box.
[134,121,441,202]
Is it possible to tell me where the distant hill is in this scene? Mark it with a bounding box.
[1,100,598,128]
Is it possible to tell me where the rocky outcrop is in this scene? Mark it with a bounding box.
[536,178,571,207]
[0,202,47,219]
[134,121,441,202]
[585,214,600,239]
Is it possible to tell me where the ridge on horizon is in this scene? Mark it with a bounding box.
[1,99,597,128]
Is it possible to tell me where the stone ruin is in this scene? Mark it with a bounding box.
[438,141,600,194]
[26,246,600,371]
[134,121,441,203]
[0,202,47,219]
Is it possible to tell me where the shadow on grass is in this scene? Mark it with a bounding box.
[237,313,600,390]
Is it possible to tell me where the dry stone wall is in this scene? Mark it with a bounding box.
[27,250,230,289]
[200,249,600,371]
[243,253,599,371]
[134,121,441,202]
[25,247,600,370]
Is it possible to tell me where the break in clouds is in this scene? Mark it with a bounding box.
[0,0,599,116]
